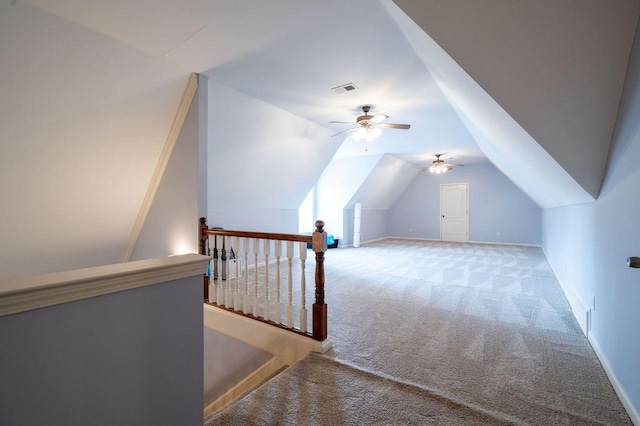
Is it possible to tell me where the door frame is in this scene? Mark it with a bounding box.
[440,182,469,242]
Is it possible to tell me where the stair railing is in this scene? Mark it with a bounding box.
[199,217,328,341]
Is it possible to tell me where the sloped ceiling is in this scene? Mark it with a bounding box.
[348,155,421,209]
[207,79,340,210]
[3,0,639,279]
[392,0,640,200]
[16,0,639,208]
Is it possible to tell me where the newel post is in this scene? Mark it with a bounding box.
[199,217,209,301]
[312,220,328,341]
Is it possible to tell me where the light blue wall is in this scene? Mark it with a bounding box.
[207,208,299,234]
[0,275,204,426]
[345,208,389,245]
[542,22,640,419]
[389,162,541,245]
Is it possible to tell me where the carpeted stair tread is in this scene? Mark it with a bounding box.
[205,353,521,425]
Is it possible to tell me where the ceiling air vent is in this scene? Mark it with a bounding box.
[331,83,357,94]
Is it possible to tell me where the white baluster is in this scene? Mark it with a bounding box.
[216,235,223,305]
[208,235,214,304]
[234,236,240,311]
[299,241,307,333]
[274,240,282,325]
[287,241,293,327]
[253,238,260,317]
[243,237,249,313]
[225,236,231,308]
[263,239,270,321]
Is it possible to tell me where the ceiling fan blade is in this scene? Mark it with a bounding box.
[331,127,359,137]
[378,123,410,129]
[329,120,354,124]
[370,114,389,123]
[443,163,464,167]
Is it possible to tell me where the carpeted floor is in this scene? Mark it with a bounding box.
[205,239,631,425]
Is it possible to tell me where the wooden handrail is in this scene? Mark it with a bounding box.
[203,228,312,243]
[199,217,328,341]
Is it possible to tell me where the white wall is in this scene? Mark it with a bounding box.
[130,91,200,260]
[206,80,340,233]
[317,155,382,241]
[542,21,640,420]
[389,162,541,245]
[0,2,190,279]
[204,328,272,405]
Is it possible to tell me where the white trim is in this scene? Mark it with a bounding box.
[204,304,332,366]
[0,254,210,318]
[384,236,541,248]
[387,236,442,243]
[541,248,638,424]
[589,333,640,425]
[359,237,391,245]
[204,356,285,417]
[540,249,585,334]
[121,74,199,262]
[467,240,542,248]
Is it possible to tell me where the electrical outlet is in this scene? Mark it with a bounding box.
[592,295,595,311]
[408,228,412,233]
[496,231,501,236]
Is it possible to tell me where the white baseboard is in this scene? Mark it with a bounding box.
[540,249,589,336]
[541,249,638,424]
[386,236,441,242]
[204,356,285,418]
[589,333,640,425]
[382,236,541,248]
[468,240,542,248]
[299,237,540,249]
[360,237,392,245]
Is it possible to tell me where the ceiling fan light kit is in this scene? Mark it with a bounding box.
[352,126,382,142]
[330,105,410,141]
[427,154,463,174]
[429,164,451,174]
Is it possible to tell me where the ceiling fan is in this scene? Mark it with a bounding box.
[330,105,410,141]
[425,154,463,174]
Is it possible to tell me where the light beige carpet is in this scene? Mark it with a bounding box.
[208,352,521,425]
[206,239,631,425]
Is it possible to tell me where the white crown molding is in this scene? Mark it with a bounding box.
[0,253,210,317]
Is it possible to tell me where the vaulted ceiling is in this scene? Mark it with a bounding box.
[1,0,639,279]
[15,0,640,208]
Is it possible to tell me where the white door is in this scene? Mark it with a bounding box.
[440,183,469,242]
